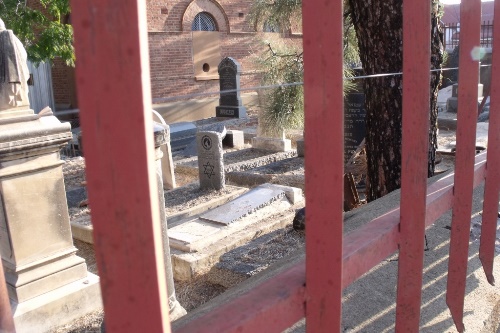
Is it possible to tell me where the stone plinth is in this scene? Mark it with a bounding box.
[0,111,102,331]
[251,136,292,152]
[223,130,244,148]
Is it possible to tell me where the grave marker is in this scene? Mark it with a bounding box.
[216,57,247,118]
[197,131,225,190]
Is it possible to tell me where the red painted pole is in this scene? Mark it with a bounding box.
[71,1,171,332]
[446,0,482,331]
[395,0,431,329]
[479,0,500,286]
[0,262,15,332]
[303,0,344,331]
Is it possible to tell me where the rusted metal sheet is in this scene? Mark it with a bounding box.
[303,0,345,330]
[396,0,431,329]
[446,0,482,331]
[71,1,171,332]
[479,0,500,286]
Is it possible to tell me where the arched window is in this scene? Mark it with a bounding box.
[192,12,217,31]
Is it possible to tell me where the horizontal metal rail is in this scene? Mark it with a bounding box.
[174,152,487,332]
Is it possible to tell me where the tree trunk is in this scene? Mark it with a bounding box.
[429,2,444,177]
[348,0,443,201]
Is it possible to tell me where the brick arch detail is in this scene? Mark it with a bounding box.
[182,0,229,32]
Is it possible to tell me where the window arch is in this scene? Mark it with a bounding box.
[192,12,217,31]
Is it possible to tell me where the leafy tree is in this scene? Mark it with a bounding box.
[0,0,74,66]
[251,0,444,201]
[250,0,358,136]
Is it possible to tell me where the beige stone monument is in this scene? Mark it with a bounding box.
[0,18,101,332]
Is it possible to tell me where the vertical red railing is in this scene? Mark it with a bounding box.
[395,0,431,330]
[446,0,482,331]
[479,0,500,286]
[72,1,171,332]
[303,0,345,331]
[0,261,15,332]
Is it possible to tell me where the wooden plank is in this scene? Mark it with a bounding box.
[71,1,170,332]
[446,0,482,331]
[302,0,345,331]
[395,0,431,330]
[479,0,500,286]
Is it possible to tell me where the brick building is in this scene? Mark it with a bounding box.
[51,0,302,113]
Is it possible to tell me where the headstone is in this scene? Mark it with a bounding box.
[152,110,176,190]
[153,124,186,320]
[223,130,245,148]
[344,92,366,164]
[0,18,101,331]
[197,131,225,190]
[182,123,226,157]
[216,57,247,118]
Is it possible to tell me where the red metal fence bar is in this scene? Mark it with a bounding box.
[302,0,345,331]
[396,0,431,330]
[446,0,482,331]
[0,259,15,333]
[71,1,171,332]
[174,152,487,333]
[480,0,500,286]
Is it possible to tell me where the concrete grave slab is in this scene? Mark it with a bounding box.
[168,183,304,280]
[200,185,285,225]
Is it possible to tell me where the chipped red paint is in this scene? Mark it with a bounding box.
[71,1,171,332]
[302,0,345,331]
[479,0,500,287]
[446,0,482,331]
[395,0,431,330]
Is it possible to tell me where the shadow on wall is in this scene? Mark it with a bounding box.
[153,92,259,124]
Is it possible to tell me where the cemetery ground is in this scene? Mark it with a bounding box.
[54,102,484,332]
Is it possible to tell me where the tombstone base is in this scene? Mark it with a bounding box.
[251,137,292,152]
[296,138,305,157]
[12,273,102,333]
[223,130,245,148]
[216,106,247,118]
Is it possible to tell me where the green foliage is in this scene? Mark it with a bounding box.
[249,0,301,33]
[0,0,74,66]
[257,41,304,136]
[250,0,359,134]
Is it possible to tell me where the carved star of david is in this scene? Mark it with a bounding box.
[203,162,215,179]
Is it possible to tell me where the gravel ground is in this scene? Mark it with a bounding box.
[55,115,461,332]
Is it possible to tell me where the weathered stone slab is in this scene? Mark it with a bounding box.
[200,185,285,225]
[197,131,225,190]
[223,130,244,148]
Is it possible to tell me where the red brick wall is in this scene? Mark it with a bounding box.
[146,0,301,101]
[51,0,302,105]
[52,58,72,106]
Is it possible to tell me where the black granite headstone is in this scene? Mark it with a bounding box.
[216,57,247,118]
[344,92,366,164]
